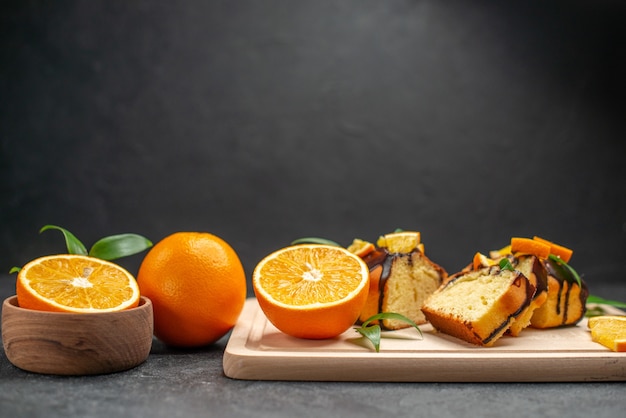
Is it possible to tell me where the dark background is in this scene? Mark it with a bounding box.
[1,0,625,297]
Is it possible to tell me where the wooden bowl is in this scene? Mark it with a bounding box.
[1,295,153,375]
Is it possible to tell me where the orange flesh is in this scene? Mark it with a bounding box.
[256,246,365,306]
[252,245,370,339]
[17,255,139,312]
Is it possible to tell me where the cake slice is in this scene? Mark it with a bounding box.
[529,255,589,328]
[477,236,588,330]
[505,255,548,336]
[506,236,588,328]
[464,252,547,336]
[422,266,535,346]
[351,231,447,330]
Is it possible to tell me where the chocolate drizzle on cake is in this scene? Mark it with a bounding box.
[544,258,589,325]
[361,247,399,319]
[485,274,537,344]
[422,267,534,347]
[358,246,446,330]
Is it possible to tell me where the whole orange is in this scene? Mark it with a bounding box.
[136,232,246,347]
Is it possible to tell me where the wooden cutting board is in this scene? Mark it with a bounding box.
[223,298,626,382]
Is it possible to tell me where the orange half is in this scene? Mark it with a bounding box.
[252,244,370,339]
[16,254,140,313]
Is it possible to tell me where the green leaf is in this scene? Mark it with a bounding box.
[356,324,382,352]
[40,225,87,255]
[89,233,153,260]
[499,258,515,272]
[584,295,626,317]
[587,295,626,309]
[355,312,423,352]
[9,266,21,274]
[359,312,421,333]
[585,305,608,317]
[548,254,582,287]
[290,237,341,247]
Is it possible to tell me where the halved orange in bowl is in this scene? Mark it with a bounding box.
[16,254,140,313]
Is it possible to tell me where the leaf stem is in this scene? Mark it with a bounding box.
[40,225,88,255]
[9,225,153,273]
[290,237,341,247]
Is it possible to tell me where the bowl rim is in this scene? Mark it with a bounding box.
[2,295,152,317]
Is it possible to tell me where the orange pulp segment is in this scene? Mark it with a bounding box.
[16,254,140,313]
[532,236,574,263]
[252,244,370,339]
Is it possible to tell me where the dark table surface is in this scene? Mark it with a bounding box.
[1,275,625,418]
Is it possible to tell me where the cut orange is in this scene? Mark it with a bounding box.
[16,254,140,313]
[252,244,370,339]
[510,237,551,259]
[532,236,573,263]
[587,315,626,352]
[346,238,375,258]
[472,252,497,270]
[376,231,421,253]
[489,245,512,259]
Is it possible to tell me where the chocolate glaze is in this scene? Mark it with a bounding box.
[429,266,535,345]
[360,247,444,329]
[361,248,398,317]
[513,255,548,298]
[544,258,589,325]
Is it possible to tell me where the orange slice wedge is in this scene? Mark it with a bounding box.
[587,315,626,352]
[510,237,551,259]
[252,244,370,339]
[346,238,375,258]
[16,254,140,313]
[532,236,574,263]
[489,245,512,259]
[472,252,497,270]
[376,231,421,253]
